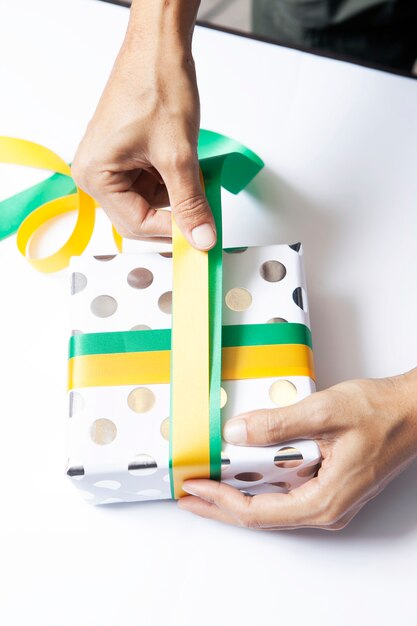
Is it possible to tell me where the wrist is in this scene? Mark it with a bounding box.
[126,0,199,55]
[388,368,417,451]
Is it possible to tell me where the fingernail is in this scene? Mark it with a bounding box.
[191,223,216,249]
[182,481,202,497]
[223,418,247,444]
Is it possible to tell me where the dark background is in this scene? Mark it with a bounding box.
[98,0,417,78]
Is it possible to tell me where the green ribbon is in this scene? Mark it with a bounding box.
[69,323,313,358]
[198,130,264,479]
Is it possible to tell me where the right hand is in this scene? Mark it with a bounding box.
[71,3,216,250]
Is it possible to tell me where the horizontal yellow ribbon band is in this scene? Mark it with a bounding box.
[68,343,315,390]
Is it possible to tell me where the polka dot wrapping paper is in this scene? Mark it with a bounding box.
[67,245,321,505]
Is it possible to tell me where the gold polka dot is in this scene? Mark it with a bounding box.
[269,380,298,406]
[234,472,263,482]
[159,252,172,258]
[127,267,154,289]
[90,419,117,445]
[127,387,156,413]
[297,463,321,478]
[160,417,170,441]
[225,288,252,312]
[274,447,303,469]
[267,317,288,324]
[158,291,172,314]
[260,260,286,282]
[220,387,227,409]
[131,324,151,331]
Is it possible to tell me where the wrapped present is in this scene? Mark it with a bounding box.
[67,243,319,504]
[0,131,320,505]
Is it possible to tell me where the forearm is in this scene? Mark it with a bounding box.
[126,0,200,56]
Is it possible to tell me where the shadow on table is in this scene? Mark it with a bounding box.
[245,166,417,540]
[289,459,417,541]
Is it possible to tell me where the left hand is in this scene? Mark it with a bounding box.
[178,370,417,530]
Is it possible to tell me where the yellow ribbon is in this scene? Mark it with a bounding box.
[0,137,122,271]
[68,344,315,389]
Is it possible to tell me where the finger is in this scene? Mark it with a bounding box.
[178,496,240,526]
[130,169,170,209]
[98,191,172,239]
[223,390,337,446]
[161,155,216,251]
[180,479,325,529]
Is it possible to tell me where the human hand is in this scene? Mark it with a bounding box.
[72,0,216,249]
[179,370,417,530]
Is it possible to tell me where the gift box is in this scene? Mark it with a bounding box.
[66,244,320,505]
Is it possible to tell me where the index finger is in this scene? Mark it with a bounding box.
[178,478,325,530]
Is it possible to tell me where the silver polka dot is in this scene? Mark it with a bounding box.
[128,454,158,476]
[90,295,118,318]
[269,481,291,490]
[224,247,248,254]
[267,317,288,324]
[131,324,151,331]
[274,447,303,469]
[71,272,87,295]
[158,291,172,314]
[66,465,85,478]
[69,391,85,417]
[127,267,154,289]
[260,260,286,282]
[71,329,84,336]
[221,453,231,471]
[234,472,263,482]
[94,255,116,262]
[292,287,306,311]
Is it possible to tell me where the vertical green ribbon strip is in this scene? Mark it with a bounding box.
[198,130,264,481]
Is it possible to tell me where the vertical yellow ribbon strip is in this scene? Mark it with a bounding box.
[170,189,211,499]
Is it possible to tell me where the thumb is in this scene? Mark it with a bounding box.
[223,392,330,446]
[162,156,216,250]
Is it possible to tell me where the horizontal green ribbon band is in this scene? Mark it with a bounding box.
[68,323,312,359]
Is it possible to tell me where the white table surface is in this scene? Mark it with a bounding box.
[1,0,417,623]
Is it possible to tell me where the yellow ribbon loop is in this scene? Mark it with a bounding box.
[0,136,107,271]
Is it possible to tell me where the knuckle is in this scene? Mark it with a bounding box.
[163,148,196,173]
[71,159,93,192]
[264,409,282,444]
[237,497,263,530]
[315,504,340,528]
[173,194,210,223]
[115,224,136,239]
